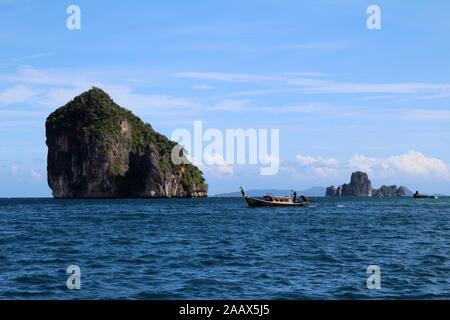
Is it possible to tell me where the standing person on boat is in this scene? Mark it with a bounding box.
[293,191,297,202]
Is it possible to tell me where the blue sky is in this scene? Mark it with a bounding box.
[1,0,450,196]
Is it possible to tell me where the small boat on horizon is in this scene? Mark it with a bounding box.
[239,186,309,207]
[413,191,438,199]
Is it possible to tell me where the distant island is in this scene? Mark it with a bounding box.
[326,171,412,197]
[45,87,207,198]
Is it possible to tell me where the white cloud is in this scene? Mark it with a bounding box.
[175,71,326,87]
[212,99,251,111]
[347,154,398,180]
[285,78,329,87]
[232,82,450,97]
[37,86,91,109]
[0,66,199,115]
[102,85,197,112]
[173,72,282,82]
[0,65,88,87]
[29,169,42,181]
[296,155,319,166]
[0,85,39,106]
[296,155,339,167]
[193,152,234,177]
[172,71,450,97]
[295,151,450,182]
[192,85,213,90]
[260,103,328,114]
[347,151,450,180]
[303,82,450,94]
[387,151,449,179]
[212,99,329,113]
[3,66,450,120]
[179,70,450,96]
[283,72,326,77]
[295,155,341,178]
[0,110,47,118]
[401,109,450,121]
[11,51,57,62]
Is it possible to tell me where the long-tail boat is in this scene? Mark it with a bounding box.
[239,186,309,207]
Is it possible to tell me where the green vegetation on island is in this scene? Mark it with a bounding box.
[46,87,207,198]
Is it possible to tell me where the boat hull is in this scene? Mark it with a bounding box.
[414,195,438,199]
[245,197,308,207]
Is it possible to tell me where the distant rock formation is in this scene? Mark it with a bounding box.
[372,185,406,197]
[46,87,208,198]
[325,185,337,197]
[327,171,373,196]
[326,171,408,197]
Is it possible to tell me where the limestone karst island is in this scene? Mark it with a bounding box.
[45,87,208,198]
[326,171,408,197]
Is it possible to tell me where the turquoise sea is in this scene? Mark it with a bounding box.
[0,197,448,299]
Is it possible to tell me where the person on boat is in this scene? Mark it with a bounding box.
[293,191,297,202]
[301,195,309,202]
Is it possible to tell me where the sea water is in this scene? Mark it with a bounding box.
[0,197,448,299]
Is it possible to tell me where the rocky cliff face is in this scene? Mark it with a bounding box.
[46,87,208,198]
[372,185,406,197]
[326,171,372,196]
[326,172,408,197]
[325,185,337,197]
[342,171,372,196]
